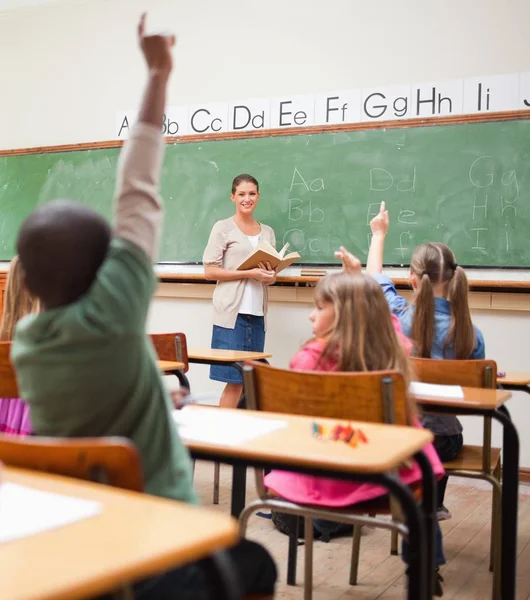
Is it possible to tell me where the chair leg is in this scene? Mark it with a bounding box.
[492,463,502,599]
[349,524,362,585]
[213,462,220,505]
[191,459,196,478]
[490,462,502,571]
[287,515,299,586]
[390,529,399,555]
[304,517,314,600]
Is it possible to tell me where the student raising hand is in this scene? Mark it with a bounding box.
[335,246,361,273]
[138,13,175,78]
[370,201,389,236]
[366,201,389,275]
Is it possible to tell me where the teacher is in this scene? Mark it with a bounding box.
[203,174,276,408]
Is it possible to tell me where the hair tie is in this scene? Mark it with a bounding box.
[454,263,459,270]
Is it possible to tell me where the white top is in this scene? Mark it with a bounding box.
[239,234,264,317]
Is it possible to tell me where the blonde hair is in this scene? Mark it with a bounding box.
[410,243,475,359]
[0,256,40,341]
[314,272,416,422]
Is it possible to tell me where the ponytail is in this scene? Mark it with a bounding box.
[411,274,435,358]
[445,266,475,358]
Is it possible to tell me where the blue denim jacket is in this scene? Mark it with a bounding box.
[374,274,486,436]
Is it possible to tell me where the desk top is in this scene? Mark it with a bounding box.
[0,468,238,600]
[413,387,511,410]
[187,349,272,362]
[499,371,530,386]
[158,360,185,373]
[182,406,433,475]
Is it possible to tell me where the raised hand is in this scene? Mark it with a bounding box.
[335,246,362,273]
[370,201,389,236]
[138,13,175,79]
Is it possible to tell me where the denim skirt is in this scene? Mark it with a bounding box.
[210,314,265,384]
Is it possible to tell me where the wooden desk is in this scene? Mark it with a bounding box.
[413,386,518,600]
[0,468,238,600]
[183,406,435,600]
[187,349,272,365]
[183,406,432,474]
[186,349,272,520]
[158,360,185,375]
[412,387,512,410]
[498,371,530,395]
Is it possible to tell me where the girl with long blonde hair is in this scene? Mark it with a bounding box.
[264,269,446,594]
[0,256,39,435]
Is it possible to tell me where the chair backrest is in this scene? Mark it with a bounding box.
[150,332,189,373]
[0,435,143,491]
[243,360,409,425]
[0,341,19,398]
[411,357,497,389]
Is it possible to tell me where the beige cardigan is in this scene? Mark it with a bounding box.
[203,217,276,329]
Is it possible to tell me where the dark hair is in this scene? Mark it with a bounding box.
[410,242,475,359]
[17,200,111,309]
[231,174,259,194]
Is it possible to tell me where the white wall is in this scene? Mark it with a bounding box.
[1,0,530,149]
[1,0,530,463]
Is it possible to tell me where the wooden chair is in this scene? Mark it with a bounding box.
[409,357,501,584]
[150,332,191,389]
[239,360,420,600]
[150,332,221,504]
[0,435,143,492]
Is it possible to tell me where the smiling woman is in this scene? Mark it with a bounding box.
[203,174,276,408]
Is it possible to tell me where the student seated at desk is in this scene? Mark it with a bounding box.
[0,256,39,436]
[264,269,446,595]
[366,201,485,522]
[11,15,276,600]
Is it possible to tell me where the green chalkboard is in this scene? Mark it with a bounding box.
[1,118,530,267]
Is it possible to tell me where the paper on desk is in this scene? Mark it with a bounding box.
[409,381,464,399]
[0,482,101,544]
[173,407,287,445]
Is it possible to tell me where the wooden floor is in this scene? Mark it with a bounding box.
[193,462,530,599]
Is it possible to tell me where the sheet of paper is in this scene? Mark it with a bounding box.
[409,381,465,399]
[173,407,287,446]
[0,482,101,544]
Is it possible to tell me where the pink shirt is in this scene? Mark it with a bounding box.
[263,325,444,508]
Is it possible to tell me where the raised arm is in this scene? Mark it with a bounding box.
[114,13,175,261]
[366,201,389,275]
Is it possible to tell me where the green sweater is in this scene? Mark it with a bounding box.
[12,238,197,505]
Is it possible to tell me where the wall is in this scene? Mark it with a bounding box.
[1,0,530,149]
[1,0,530,464]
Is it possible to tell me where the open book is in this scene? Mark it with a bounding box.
[236,241,300,273]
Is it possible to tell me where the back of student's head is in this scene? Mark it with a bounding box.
[0,255,40,341]
[17,200,111,310]
[410,242,475,359]
[315,272,414,418]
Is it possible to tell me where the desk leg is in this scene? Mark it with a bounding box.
[228,362,248,518]
[231,465,247,518]
[498,404,512,420]
[414,451,436,600]
[175,370,191,391]
[493,408,519,600]
[381,473,427,600]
